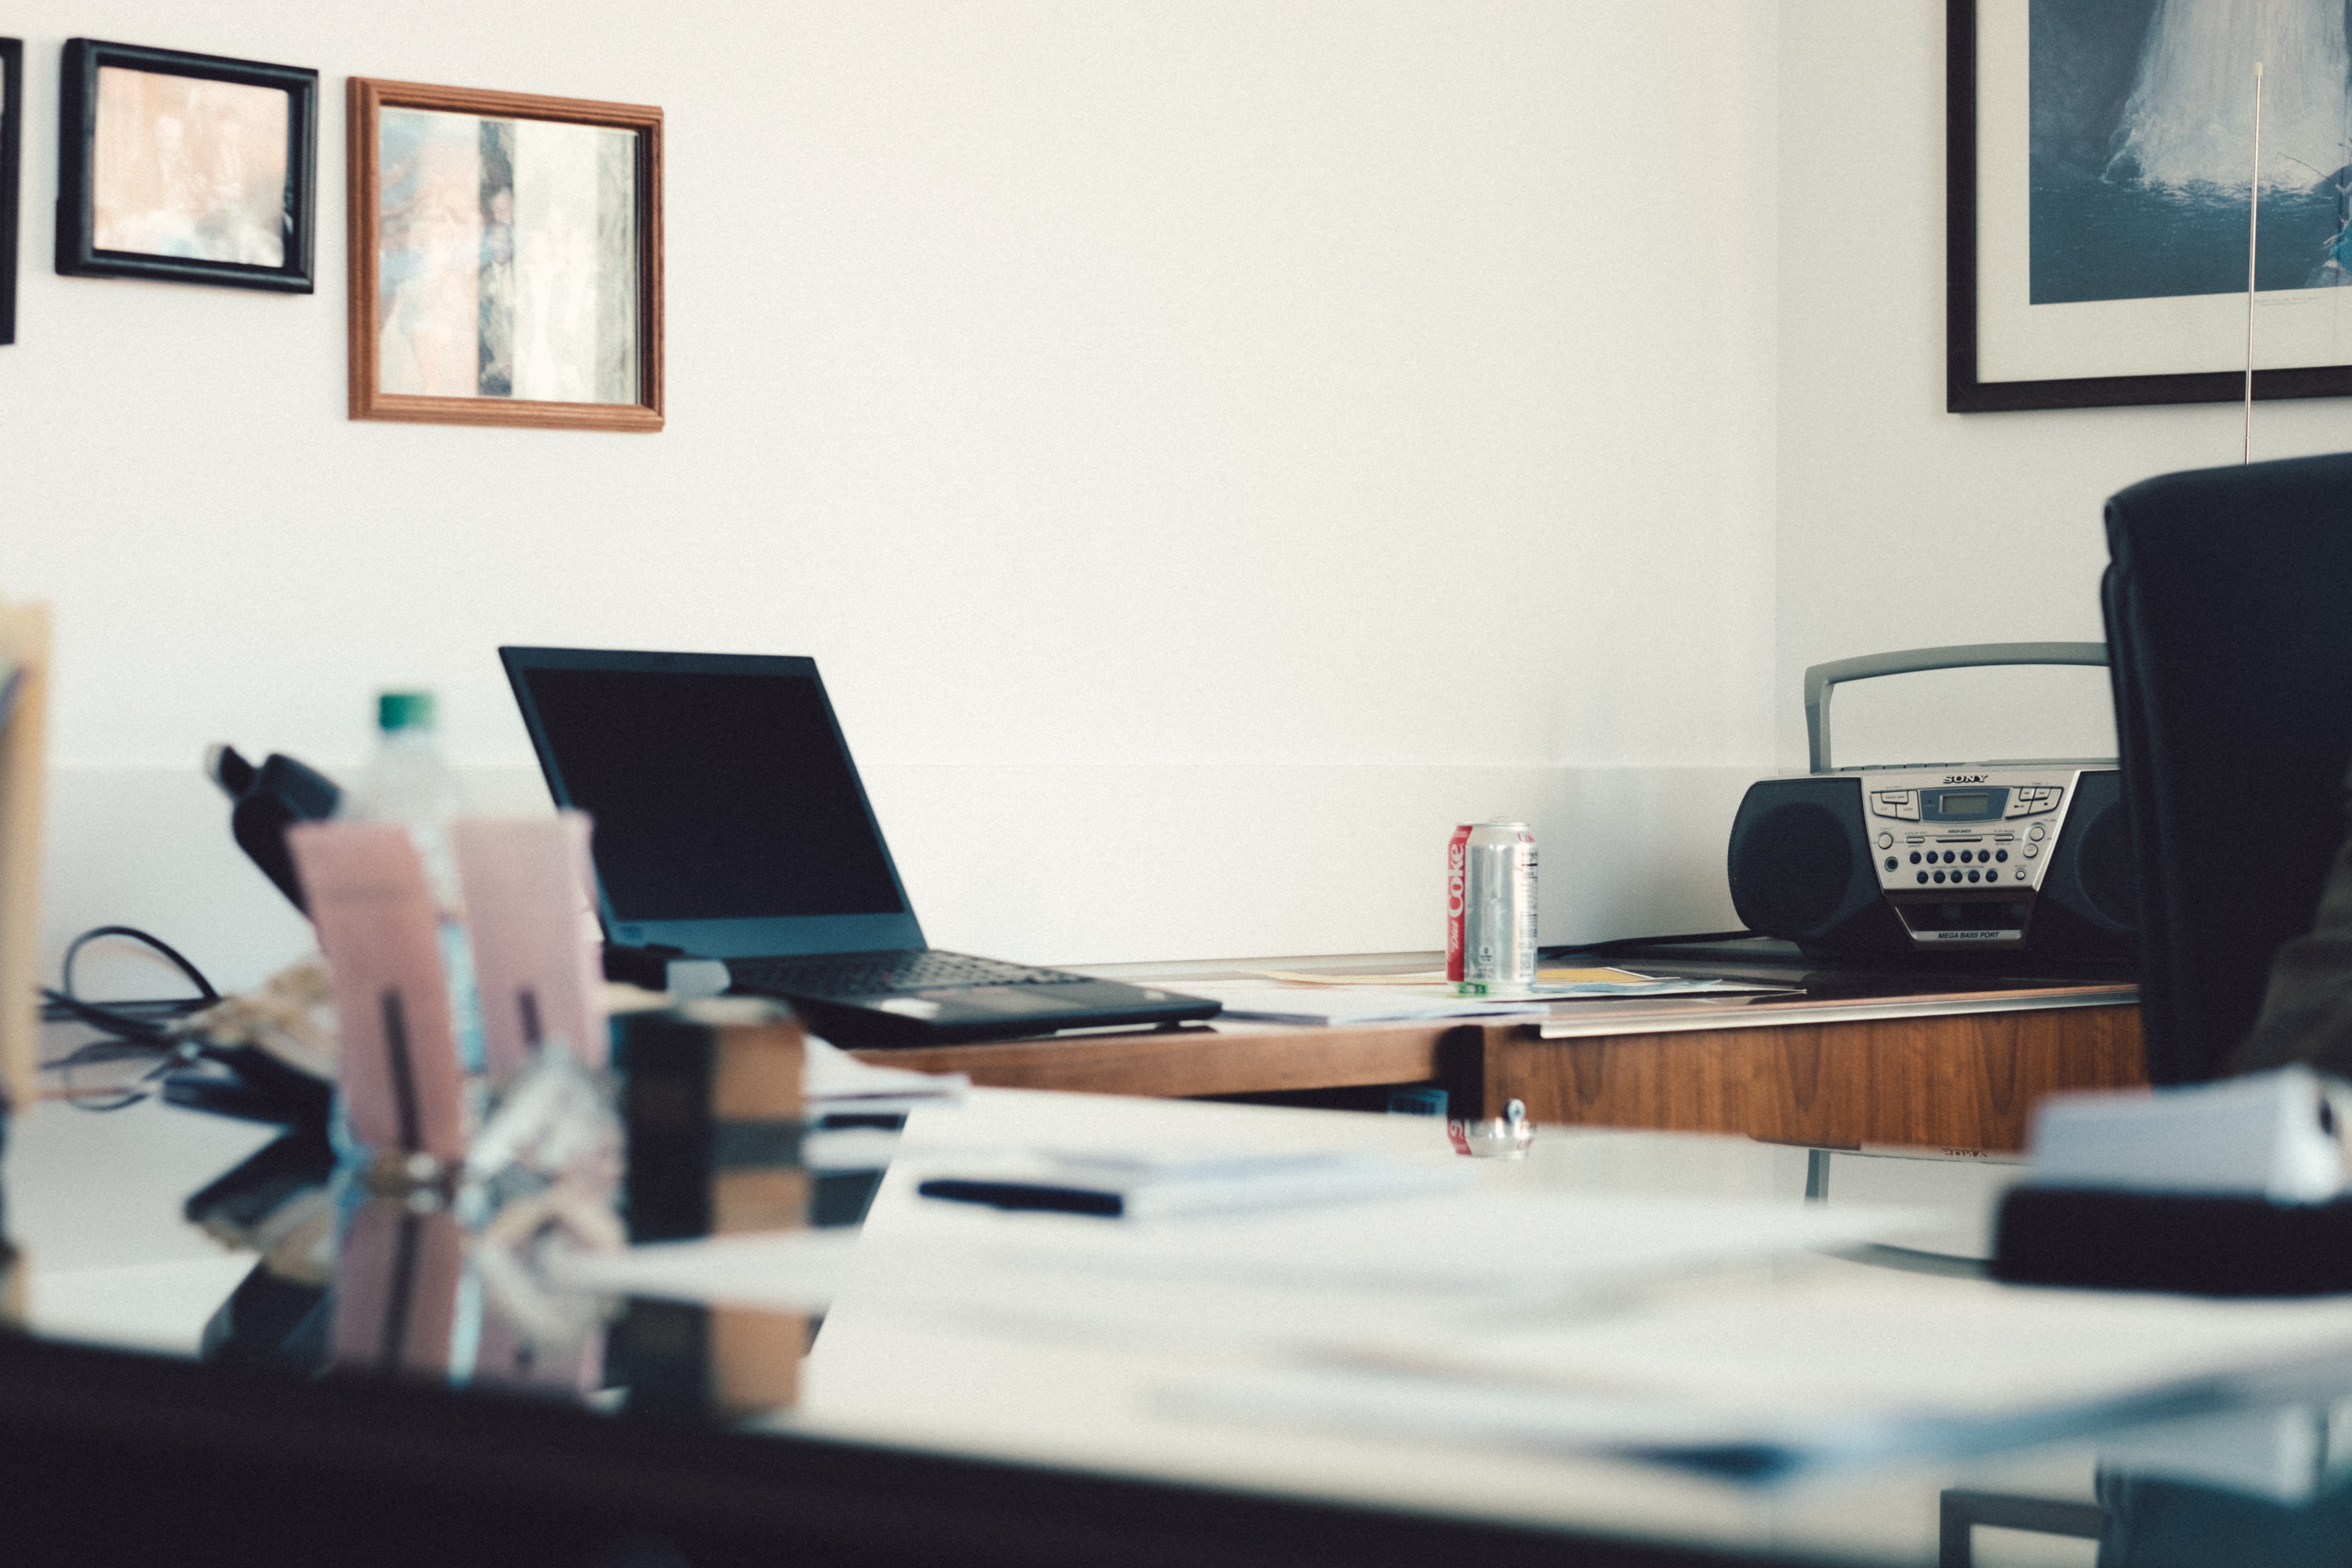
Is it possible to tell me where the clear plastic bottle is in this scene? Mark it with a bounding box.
[343,691,486,1079]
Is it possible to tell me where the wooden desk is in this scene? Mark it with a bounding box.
[851,947,2149,1154]
[1466,982,2143,1154]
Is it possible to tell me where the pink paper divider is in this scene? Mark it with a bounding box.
[453,811,608,1080]
[287,820,468,1163]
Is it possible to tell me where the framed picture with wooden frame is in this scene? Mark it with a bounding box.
[1950,0,2352,412]
[56,39,318,294]
[348,78,663,432]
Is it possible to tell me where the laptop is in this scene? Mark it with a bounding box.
[498,647,1223,1047]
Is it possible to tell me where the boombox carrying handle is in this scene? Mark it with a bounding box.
[1805,642,2108,774]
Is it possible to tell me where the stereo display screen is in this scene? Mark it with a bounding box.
[1936,792,1992,818]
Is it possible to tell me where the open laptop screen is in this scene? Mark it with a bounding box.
[512,663,905,924]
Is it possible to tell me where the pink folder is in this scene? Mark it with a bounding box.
[453,812,607,1080]
[288,820,467,1163]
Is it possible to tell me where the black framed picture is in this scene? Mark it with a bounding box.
[56,39,317,293]
[1,39,22,342]
[1949,0,2352,412]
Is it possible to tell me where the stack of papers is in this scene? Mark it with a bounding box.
[806,1033,967,1109]
[1172,981,1552,1026]
[1249,968,1789,1000]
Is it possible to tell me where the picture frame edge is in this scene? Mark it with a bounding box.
[1945,0,1982,414]
[0,39,22,345]
[347,76,380,420]
[351,394,666,434]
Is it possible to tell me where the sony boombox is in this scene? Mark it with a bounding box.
[1727,644,2137,962]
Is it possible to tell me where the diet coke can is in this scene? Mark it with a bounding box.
[1446,822,1539,993]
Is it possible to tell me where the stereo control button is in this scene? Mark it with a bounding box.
[2023,843,2040,858]
[1877,832,1893,849]
[1909,851,1920,864]
[1917,871,1929,884]
[2015,868,2027,880]
[1995,849,2007,861]
[1968,870,1980,882]
[2028,824,2047,841]
[1933,871,1946,883]
[1897,799,1920,820]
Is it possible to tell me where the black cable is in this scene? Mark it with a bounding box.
[37,924,221,1035]
[1540,929,1768,958]
[62,924,218,1002]
[37,924,221,1110]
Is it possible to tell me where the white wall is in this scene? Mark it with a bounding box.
[9,2,1781,989]
[1777,2,2352,775]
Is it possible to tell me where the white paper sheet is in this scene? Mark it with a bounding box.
[1165,1274,2352,1477]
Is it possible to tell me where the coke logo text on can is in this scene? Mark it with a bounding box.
[1445,825,1473,982]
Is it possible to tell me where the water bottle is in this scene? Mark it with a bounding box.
[343,691,487,1080]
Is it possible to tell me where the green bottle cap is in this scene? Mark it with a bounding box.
[377,691,436,732]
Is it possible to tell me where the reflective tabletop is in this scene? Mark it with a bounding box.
[6,1027,2352,1568]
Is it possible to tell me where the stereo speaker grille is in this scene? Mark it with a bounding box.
[1734,801,1854,936]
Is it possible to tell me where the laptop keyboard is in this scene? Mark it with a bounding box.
[729,950,1091,998]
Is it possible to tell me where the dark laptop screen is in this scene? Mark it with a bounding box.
[516,666,905,922]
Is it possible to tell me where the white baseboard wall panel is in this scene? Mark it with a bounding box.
[41,762,1759,993]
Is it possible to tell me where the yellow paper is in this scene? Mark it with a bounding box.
[1538,967,1657,986]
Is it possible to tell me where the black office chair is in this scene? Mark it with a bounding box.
[2103,451,2352,1085]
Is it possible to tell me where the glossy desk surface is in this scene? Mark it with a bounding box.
[7,1043,2352,1568]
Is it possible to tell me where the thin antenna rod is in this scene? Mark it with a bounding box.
[2247,60,2265,465]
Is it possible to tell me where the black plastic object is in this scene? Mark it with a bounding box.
[2103,452,2352,1084]
[162,1043,334,1127]
[1991,1185,2352,1296]
[207,746,341,913]
[603,941,686,989]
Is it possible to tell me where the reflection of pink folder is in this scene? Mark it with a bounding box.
[287,820,467,1162]
[331,1201,463,1376]
[475,1309,604,1396]
[453,813,606,1079]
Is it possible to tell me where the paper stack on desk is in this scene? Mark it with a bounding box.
[1247,969,1789,1000]
[804,1033,968,1109]
[1176,981,1552,1026]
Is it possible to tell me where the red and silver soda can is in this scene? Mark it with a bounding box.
[1446,822,1538,992]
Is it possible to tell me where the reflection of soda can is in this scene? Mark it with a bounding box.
[1449,1098,1535,1159]
[1447,822,1538,992]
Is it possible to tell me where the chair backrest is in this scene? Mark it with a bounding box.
[2103,452,2352,1085]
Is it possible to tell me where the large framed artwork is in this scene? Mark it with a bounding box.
[55,39,318,293]
[347,78,664,432]
[1,40,20,342]
[1950,0,2352,411]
